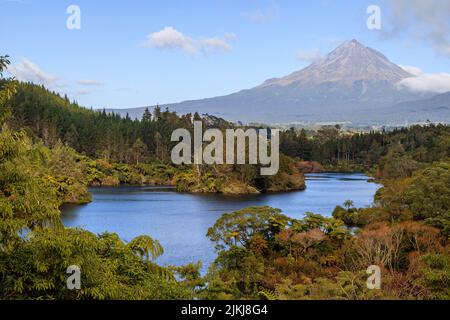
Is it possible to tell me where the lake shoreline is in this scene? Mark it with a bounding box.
[61,173,380,274]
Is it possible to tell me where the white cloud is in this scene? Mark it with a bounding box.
[385,0,450,57]
[398,73,450,93]
[78,79,103,86]
[8,58,58,87]
[144,27,196,55]
[399,65,424,76]
[199,38,231,52]
[143,27,233,55]
[7,58,104,99]
[295,49,324,63]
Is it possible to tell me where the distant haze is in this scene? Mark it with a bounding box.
[107,40,450,125]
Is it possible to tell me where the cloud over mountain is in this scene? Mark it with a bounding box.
[112,39,450,124]
[398,73,450,93]
[399,65,424,76]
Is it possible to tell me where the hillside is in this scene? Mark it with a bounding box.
[107,40,437,124]
[6,82,306,194]
[377,91,450,123]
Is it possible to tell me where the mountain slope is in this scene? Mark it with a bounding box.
[109,40,435,124]
[261,39,412,87]
[376,91,450,123]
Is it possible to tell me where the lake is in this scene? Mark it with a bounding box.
[61,173,380,273]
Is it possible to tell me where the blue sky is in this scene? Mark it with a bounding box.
[1,0,450,109]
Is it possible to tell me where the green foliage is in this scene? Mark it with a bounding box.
[204,205,448,300]
[417,252,450,300]
[130,138,147,165]
[258,288,278,300]
[171,262,205,295]
[0,127,61,251]
[7,82,307,195]
[204,206,354,299]
[263,154,306,192]
[280,124,450,176]
[207,206,289,250]
[0,125,194,299]
[404,161,450,237]
[0,68,199,299]
[0,228,192,299]
[43,142,91,204]
[378,142,423,179]
[2,56,449,300]
[127,235,164,262]
[273,271,382,300]
[0,55,17,123]
[7,82,193,163]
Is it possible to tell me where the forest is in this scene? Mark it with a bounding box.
[0,55,449,300]
[6,80,306,195]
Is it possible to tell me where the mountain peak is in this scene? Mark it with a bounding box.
[261,39,413,87]
[343,38,363,46]
[336,39,370,53]
[113,39,433,124]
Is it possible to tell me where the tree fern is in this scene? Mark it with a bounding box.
[127,235,164,262]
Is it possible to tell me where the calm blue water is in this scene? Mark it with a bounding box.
[61,173,379,273]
